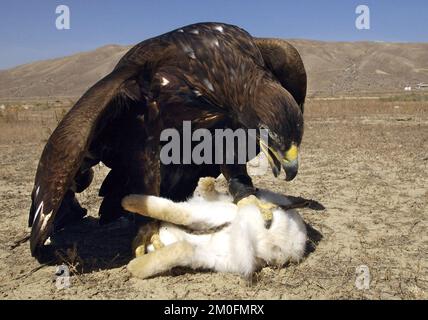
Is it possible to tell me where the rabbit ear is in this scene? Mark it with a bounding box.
[279,196,326,211]
[279,201,311,211]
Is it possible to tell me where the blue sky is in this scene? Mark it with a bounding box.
[0,0,427,69]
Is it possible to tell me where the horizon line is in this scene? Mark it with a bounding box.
[2,37,428,71]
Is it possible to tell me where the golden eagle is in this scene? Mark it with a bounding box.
[28,22,306,258]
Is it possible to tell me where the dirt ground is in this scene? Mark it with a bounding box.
[0,97,427,299]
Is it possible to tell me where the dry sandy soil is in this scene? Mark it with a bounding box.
[0,97,427,299]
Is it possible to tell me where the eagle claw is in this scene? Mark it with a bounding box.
[236,195,277,222]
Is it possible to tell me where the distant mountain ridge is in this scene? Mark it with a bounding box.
[1,40,427,99]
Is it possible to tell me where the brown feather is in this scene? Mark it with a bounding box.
[254,38,307,111]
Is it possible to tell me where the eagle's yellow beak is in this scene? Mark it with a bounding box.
[282,144,299,181]
[260,141,299,181]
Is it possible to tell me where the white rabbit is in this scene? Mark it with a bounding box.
[122,177,307,280]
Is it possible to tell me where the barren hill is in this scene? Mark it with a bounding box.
[0,45,131,99]
[291,40,428,96]
[0,40,427,99]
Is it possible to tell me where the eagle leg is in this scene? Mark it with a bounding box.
[138,101,161,197]
[220,164,256,203]
[73,168,94,193]
[99,103,161,226]
[99,192,130,225]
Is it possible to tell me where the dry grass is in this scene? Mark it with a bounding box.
[1,96,426,142]
[0,101,70,144]
[307,97,427,117]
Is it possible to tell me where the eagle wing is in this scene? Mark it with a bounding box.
[254,38,307,112]
[28,38,175,256]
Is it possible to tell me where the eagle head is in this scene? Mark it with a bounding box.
[242,78,304,181]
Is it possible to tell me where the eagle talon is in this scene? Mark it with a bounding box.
[196,177,218,200]
[135,245,146,257]
[237,195,277,222]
